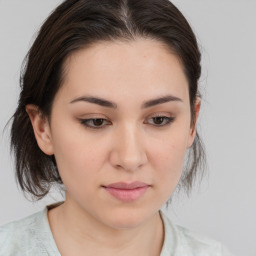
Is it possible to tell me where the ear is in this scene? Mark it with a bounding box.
[187,97,201,148]
[26,104,54,155]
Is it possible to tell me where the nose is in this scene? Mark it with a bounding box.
[109,123,148,172]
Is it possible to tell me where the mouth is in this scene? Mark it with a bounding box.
[102,181,151,202]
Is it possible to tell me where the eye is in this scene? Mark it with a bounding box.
[147,115,175,127]
[80,118,111,129]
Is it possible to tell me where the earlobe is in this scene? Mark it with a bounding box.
[26,104,54,155]
[187,97,201,148]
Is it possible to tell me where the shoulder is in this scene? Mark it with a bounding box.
[160,211,233,256]
[0,209,54,256]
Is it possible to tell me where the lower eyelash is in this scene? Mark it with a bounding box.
[149,116,175,126]
[80,118,110,129]
[79,116,175,130]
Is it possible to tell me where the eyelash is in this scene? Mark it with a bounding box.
[79,116,175,130]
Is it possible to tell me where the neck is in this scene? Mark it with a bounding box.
[48,197,164,256]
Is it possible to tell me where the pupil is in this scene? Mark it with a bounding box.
[154,117,164,124]
[94,119,103,126]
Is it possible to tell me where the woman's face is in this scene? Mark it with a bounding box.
[32,38,198,229]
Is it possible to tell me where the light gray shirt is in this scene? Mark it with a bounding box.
[0,205,233,256]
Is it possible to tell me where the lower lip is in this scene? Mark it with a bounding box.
[103,186,149,202]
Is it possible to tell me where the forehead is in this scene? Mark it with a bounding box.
[58,38,189,104]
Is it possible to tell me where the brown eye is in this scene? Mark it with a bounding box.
[80,118,111,129]
[93,119,104,126]
[153,117,165,125]
[147,116,175,127]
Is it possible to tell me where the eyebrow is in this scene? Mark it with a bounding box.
[70,95,182,109]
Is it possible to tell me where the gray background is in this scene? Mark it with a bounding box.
[0,1,255,255]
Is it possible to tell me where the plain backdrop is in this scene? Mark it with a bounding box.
[0,1,255,255]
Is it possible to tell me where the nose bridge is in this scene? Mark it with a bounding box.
[110,121,147,171]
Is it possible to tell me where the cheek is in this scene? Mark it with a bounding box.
[52,137,103,207]
[150,128,190,189]
[154,142,186,176]
[50,121,102,187]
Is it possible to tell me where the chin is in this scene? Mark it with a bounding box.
[101,207,157,230]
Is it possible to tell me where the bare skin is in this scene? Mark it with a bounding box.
[26,38,200,255]
[48,201,164,256]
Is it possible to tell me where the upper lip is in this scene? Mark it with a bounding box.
[103,181,150,190]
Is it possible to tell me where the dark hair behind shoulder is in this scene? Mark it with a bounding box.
[10,0,205,200]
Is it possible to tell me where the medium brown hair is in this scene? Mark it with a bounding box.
[11,0,205,199]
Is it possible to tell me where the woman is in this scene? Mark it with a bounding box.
[0,0,233,255]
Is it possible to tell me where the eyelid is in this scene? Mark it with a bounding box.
[79,118,111,130]
[146,112,174,120]
[78,112,175,130]
[145,115,175,127]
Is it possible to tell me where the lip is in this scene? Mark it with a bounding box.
[102,182,150,202]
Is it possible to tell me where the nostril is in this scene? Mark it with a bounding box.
[109,131,148,171]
